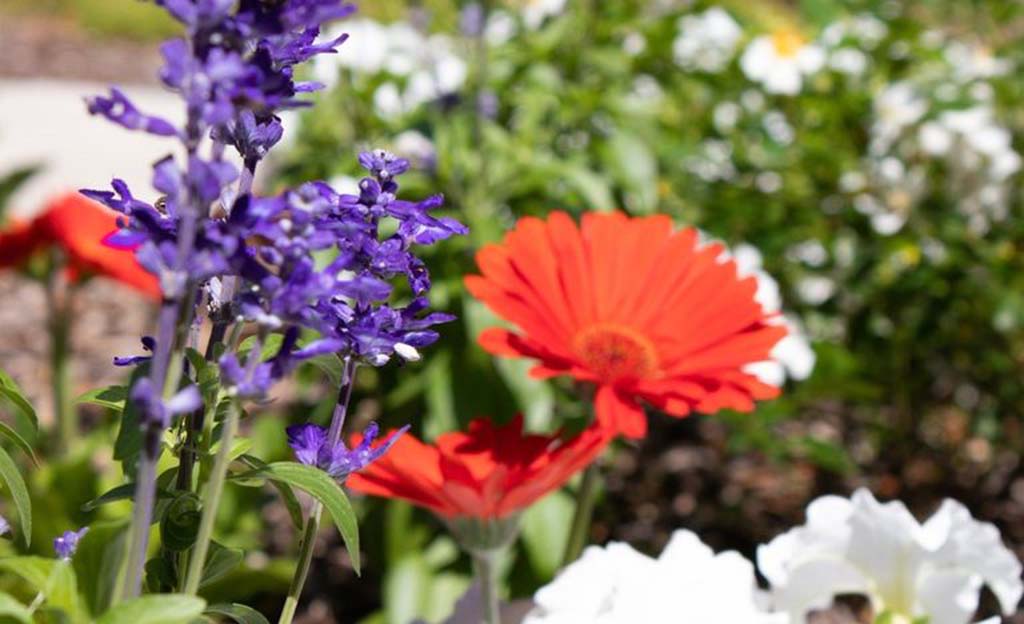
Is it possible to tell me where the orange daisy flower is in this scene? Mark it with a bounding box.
[346,416,610,520]
[0,193,159,298]
[464,211,787,439]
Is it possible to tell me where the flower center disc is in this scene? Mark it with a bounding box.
[771,29,804,58]
[573,324,658,382]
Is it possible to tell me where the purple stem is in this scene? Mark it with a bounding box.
[326,358,356,444]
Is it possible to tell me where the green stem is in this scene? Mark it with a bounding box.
[181,398,240,595]
[472,548,501,624]
[46,269,75,450]
[561,462,601,567]
[277,505,323,624]
[277,361,356,622]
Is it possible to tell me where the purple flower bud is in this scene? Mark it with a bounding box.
[54,527,88,560]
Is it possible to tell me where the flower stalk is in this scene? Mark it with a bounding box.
[182,396,241,595]
[278,360,356,624]
[45,258,74,450]
[561,462,601,567]
[472,548,501,624]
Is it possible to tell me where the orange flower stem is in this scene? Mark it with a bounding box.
[471,547,501,624]
[561,461,601,567]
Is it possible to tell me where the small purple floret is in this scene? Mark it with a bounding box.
[54,527,88,560]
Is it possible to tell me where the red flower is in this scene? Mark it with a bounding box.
[346,416,610,519]
[0,193,159,298]
[464,211,786,439]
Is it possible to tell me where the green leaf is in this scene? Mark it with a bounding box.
[0,421,37,466]
[81,483,173,512]
[601,131,658,214]
[75,386,128,412]
[561,164,615,211]
[0,592,33,624]
[520,490,574,579]
[0,445,31,546]
[161,492,201,551]
[71,521,129,616]
[200,541,243,588]
[305,353,344,387]
[237,455,303,529]
[96,595,206,624]
[241,462,360,574]
[0,557,80,617]
[0,165,39,225]
[203,603,270,624]
[0,371,37,433]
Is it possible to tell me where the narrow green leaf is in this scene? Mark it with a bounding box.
[0,421,37,466]
[520,490,574,579]
[0,371,38,433]
[75,386,128,412]
[260,462,360,574]
[81,483,174,512]
[0,445,31,546]
[71,521,129,616]
[0,557,80,617]
[0,592,33,624]
[96,595,206,624]
[204,603,270,624]
[0,165,39,224]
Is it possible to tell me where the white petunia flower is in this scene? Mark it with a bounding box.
[758,488,1023,624]
[524,530,786,624]
[673,7,743,73]
[732,244,816,386]
[740,29,825,95]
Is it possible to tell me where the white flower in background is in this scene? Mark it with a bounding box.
[686,139,737,182]
[821,13,888,49]
[938,107,1021,181]
[740,29,825,95]
[870,82,927,155]
[516,0,566,29]
[313,19,467,118]
[485,10,517,45]
[829,47,868,76]
[673,7,743,73]
[524,530,786,624]
[393,130,436,168]
[945,41,1012,82]
[758,488,1023,624]
[732,244,816,387]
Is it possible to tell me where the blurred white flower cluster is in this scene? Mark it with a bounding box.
[313,18,467,119]
[527,489,1022,624]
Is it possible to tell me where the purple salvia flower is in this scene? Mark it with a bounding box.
[86,88,178,137]
[286,422,408,481]
[0,514,9,537]
[54,527,88,560]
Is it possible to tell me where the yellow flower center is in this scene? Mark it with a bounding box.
[573,324,658,382]
[771,29,805,58]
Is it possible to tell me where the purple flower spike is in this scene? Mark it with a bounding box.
[0,514,9,537]
[54,527,88,560]
[86,88,178,137]
[286,422,408,482]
